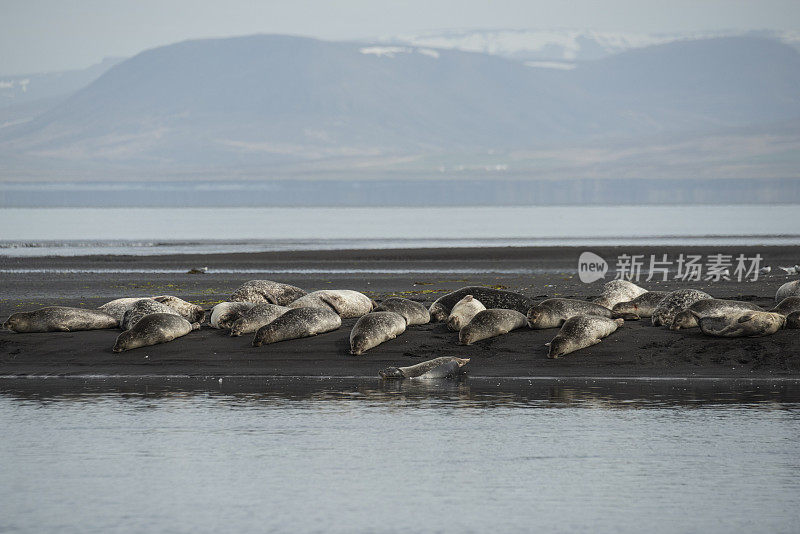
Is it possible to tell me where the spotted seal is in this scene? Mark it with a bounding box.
[112,313,199,352]
[776,280,800,302]
[210,302,257,329]
[373,297,430,326]
[428,287,533,323]
[611,291,670,320]
[769,296,800,317]
[231,280,307,305]
[651,289,713,327]
[152,295,205,323]
[527,298,613,329]
[379,357,470,379]
[349,311,407,355]
[459,309,528,345]
[447,295,486,332]
[252,307,342,346]
[547,316,624,358]
[120,299,180,330]
[670,299,763,330]
[698,311,785,338]
[4,306,118,333]
[229,304,290,336]
[287,290,375,318]
[593,280,648,309]
[98,297,152,322]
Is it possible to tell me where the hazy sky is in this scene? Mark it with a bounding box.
[2,0,799,74]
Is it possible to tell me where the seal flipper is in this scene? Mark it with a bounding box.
[738,314,754,323]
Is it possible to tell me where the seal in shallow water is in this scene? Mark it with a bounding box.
[373,297,430,325]
[651,289,712,327]
[428,287,533,323]
[112,313,198,352]
[287,290,375,318]
[593,280,648,309]
[229,303,289,336]
[527,298,613,329]
[350,311,407,355]
[379,356,470,379]
[698,311,785,338]
[4,306,118,333]
[210,302,257,329]
[447,295,486,332]
[120,299,179,330]
[547,316,624,358]
[776,280,800,302]
[252,307,342,346]
[230,280,307,306]
[458,308,528,345]
[611,291,670,320]
[670,299,763,330]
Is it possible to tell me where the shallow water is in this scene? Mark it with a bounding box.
[2,379,799,533]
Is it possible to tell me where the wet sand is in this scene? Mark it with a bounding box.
[1,245,799,379]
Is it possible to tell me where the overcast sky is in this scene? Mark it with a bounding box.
[2,0,799,74]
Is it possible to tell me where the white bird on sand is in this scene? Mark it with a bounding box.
[778,266,799,275]
[759,266,771,275]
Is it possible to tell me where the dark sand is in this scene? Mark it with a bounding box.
[1,245,799,380]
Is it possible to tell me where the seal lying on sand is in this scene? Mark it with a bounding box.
[113,313,199,352]
[593,280,648,309]
[776,280,800,302]
[611,291,670,320]
[547,316,624,358]
[152,295,205,323]
[786,311,800,329]
[252,307,342,347]
[229,304,290,336]
[698,311,785,338]
[350,311,407,355]
[231,280,307,306]
[379,357,470,379]
[120,299,179,330]
[459,309,528,345]
[4,307,118,333]
[651,289,712,327]
[99,297,152,322]
[428,287,533,323]
[770,296,800,316]
[288,290,375,318]
[527,298,613,329]
[670,299,763,330]
[447,295,486,332]
[373,297,430,326]
[210,302,257,329]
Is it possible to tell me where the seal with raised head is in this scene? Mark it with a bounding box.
[593,280,648,309]
[527,298,613,329]
[447,295,486,332]
[210,302,257,329]
[373,297,430,326]
[776,280,800,302]
[698,311,785,338]
[651,289,713,327]
[287,290,375,318]
[252,307,342,347]
[4,307,118,333]
[152,295,205,323]
[113,313,199,352]
[547,316,624,358]
[120,299,180,330]
[99,297,152,322]
[786,311,800,329]
[350,311,407,355]
[459,309,528,345]
[428,287,533,323]
[379,356,470,379]
[770,296,800,317]
[231,280,307,306]
[229,304,289,336]
[611,291,670,320]
[670,299,763,330]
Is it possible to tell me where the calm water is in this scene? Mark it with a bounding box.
[2,379,799,533]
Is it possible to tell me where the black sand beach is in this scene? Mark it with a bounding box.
[1,245,798,379]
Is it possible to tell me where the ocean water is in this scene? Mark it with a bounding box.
[1,379,799,534]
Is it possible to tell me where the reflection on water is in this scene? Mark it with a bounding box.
[2,378,800,534]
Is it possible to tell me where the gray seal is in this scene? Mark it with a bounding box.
[112,313,199,352]
[593,280,648,309]
[447,295,486,332]
[611,291,670,320]
[252,307,342,347]
[231,280,307,305]
[698,311,785,338]
[547,316,624,358]
[379,357,470,379]
[288,290,375,318]
[350,311,407,355]
[428,287,533,323]
[459,309,528,345]
[651,289,712,327]
[210,302,257,329]
[671,299,763,330]
[99,297,152,322]
[776,280,800,302]
[4,306,118,333]
[373,298,430,326]
[152,295,206,323]
[120,299,180,330]
[527,298,613,329]
[769,296,800,317]
[786,311,800,329]
[229,304,289,336]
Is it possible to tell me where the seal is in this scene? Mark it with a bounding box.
[210,302,257,329]
[547,316,624,358]
[698,311,785,338]
[349,311,407,355]
[230,280,307,306]
[379,356,470,379]
[113,313,199,352]
[428,287,533,323]
[776,280,800,302]
[593,280,648,309]
[611,291,670,320]
[4,306,118,333]
[770,296,800,316]
[670,299,763,330]
[252,307,342,347]
[287,290,375,318]
[651,289,712,327]
[786,311,800,329]
[373,298,430,326]
[447,295,486,332]
[229,304,290,336]
[99,297,152,322]
[527,298,613,329]
[152,295,205,323]
[458,309,528,345]
[120,299,179,330]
